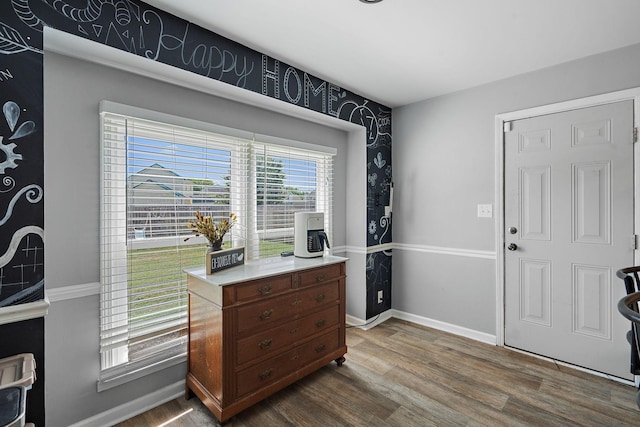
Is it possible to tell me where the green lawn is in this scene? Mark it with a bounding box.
[127,241,294,326]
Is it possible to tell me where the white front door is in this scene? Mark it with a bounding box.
[504,100,635,380]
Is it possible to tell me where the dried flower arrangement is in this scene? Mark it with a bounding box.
[185,211,237,250]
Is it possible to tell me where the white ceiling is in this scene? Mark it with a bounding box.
[143,0,640,108]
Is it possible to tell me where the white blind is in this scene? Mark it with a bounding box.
[99,112,250,378]
[251,143,333,258]
[99,109,333,379]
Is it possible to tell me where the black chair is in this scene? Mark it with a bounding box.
[616,266,640,407]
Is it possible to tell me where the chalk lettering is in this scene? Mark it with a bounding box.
[283,67,302,104]
[143,11,253,87]
[0,68,13,82]
[328,84,340,117]
[212,254,234,269]
[263,57,345,115]
[304,75,326,113]
[262,55,280,97]
[378,117,390,127]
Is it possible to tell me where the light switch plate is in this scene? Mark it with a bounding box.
[477,204,493,218]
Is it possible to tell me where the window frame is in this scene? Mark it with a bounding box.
[98,101,335,390]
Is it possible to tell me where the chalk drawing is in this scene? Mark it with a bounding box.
[0,138,22,174]
[373,152,386,169]
[3,100,35,140]
[0,21,42,55]
[0,184,43,226]
[11,0,45,32]
[0,278,44,307]
[0,176,16,193]
[44,0,109,23]
[336,99,392,148]
[0,225,43,268]
[378,215,390,247]
[3,101,19,130]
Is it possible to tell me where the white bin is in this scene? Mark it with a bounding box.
[0,386,26,427]
[0,354,36,427]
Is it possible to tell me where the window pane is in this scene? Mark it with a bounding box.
[255,145,329,258]
[125,127,235,360]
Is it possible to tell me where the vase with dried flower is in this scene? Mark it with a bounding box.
[184,211,237,253]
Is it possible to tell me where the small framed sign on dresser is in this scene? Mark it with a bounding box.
[206,247,245,274]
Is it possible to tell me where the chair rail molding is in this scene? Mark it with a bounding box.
[0,299,50,325]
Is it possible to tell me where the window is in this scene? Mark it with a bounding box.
[99,102,334,388]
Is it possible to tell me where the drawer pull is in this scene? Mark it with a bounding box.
[260,309,274,320]
[291,354,300,361]
[259,368,274,380]
[315,344,326,353]
[291,299,301,306]
[258,285,272,295]
[290,327,299,334]
[315,319,326,328]
[259,339,273,349]
[315,294,326,303]
[316,273,327,282]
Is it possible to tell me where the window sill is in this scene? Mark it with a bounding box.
[97,349,187,392]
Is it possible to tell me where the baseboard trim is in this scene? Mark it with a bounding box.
[392,309,497,345]
[346,310,393,330]
[347,309,496,345]
[68,380,185,427]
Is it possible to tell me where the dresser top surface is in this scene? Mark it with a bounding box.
[185,255,347,286]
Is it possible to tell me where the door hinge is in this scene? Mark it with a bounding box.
[504,121,513,132]
[634,127,638,143]
[633,234,638,250]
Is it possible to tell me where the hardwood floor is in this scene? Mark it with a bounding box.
[116,318,640,426]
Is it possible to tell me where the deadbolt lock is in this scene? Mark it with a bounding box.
[508,227,518,234]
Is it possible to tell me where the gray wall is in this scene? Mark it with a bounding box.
[392,42,640,335]
[44,50,349,426]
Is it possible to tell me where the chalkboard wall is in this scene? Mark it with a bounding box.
[0,1,391,314]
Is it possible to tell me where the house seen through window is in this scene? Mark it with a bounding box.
[99,106,334,386]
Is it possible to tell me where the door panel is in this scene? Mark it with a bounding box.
[520,259,551,326]
[504,100,634,380]
[521,166,551,240]
[573,161,610,244]
[573,264,610,339]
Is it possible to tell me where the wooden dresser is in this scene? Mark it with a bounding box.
[184,256,347,423]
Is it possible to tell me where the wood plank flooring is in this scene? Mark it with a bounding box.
[116,318,640,426]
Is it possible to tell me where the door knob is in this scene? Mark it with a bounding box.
[507,243,518,251]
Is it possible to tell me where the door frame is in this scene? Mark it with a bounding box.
[495,87,640,348]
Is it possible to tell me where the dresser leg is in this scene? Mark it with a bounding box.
[335,356,346,366]
[185,384,194,400]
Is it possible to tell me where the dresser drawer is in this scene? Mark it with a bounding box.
[235,345,300,397]
[226,274,292,304]
[236,305,340,366]
[235,282,339,334]
[235,292,301,334]
[296,282,339,312]
[296,263,343,288]
[235,328,340,398]
[296,328,340,366]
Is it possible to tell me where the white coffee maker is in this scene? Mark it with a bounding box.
[294,212,330,258]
